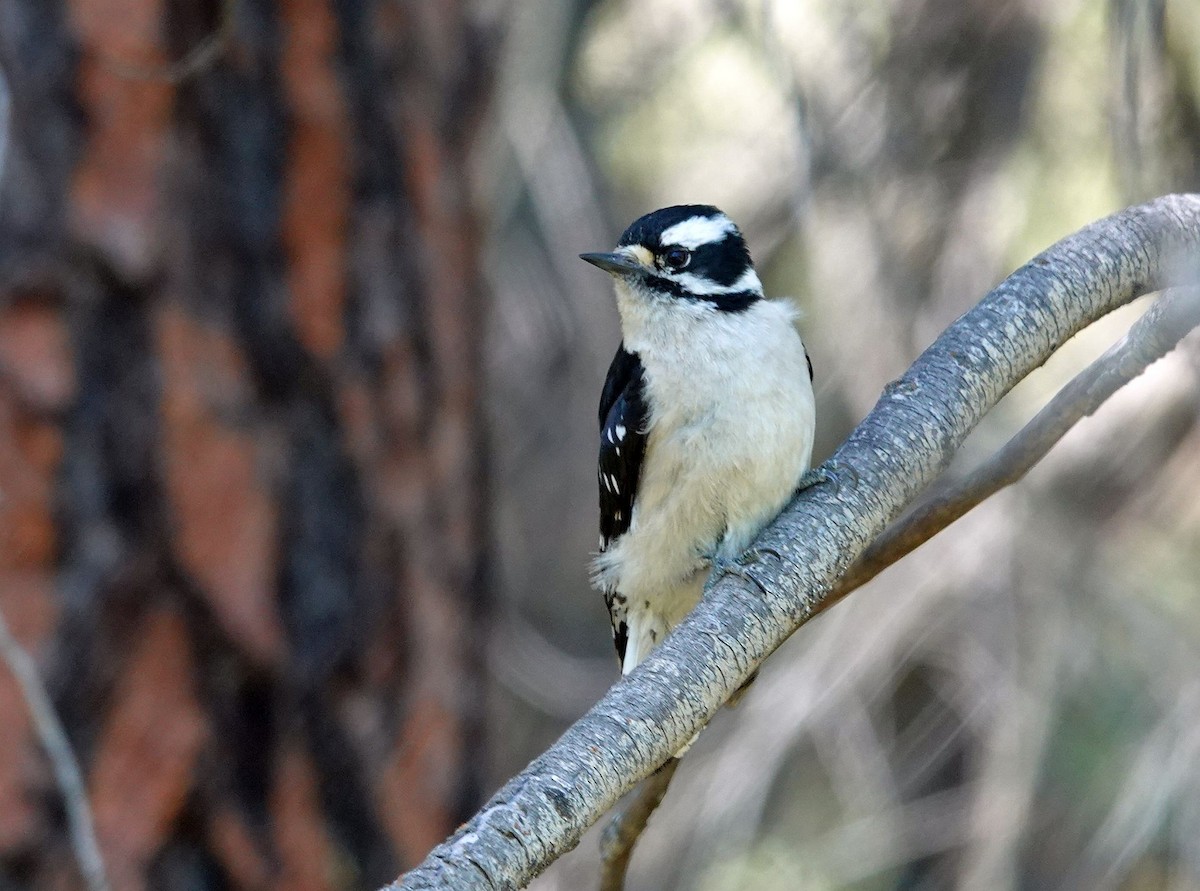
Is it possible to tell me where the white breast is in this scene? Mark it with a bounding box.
[592,294,816,639]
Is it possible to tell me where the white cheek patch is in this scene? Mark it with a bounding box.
[659,214,737,250]
[672,267,763,296]
[729,267,763,294]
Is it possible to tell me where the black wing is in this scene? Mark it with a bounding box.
[598,344,648,552]
[597,344,648,666]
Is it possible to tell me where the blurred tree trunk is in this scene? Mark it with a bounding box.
[0,2,493,889]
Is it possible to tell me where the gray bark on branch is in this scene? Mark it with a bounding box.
[590,284,1200,890]
[390,194,1200,891]
[597,759,680,891]
[830,282,1200,607]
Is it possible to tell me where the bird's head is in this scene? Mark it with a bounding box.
[580,205,764,316]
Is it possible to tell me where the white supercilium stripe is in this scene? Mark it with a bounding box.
[672,267,763,296]
[659,214,737,249]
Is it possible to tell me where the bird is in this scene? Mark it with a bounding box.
[581,204,816,681]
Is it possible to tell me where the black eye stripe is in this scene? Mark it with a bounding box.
[685,237,751,286]
[642,273,759,313]
[611,205,759,312]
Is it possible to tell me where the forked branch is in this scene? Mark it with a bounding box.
[595,284,1200,888]
[391,195,1200,891]
[830,283,1200,606]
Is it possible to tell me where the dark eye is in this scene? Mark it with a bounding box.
[663,246,691,270]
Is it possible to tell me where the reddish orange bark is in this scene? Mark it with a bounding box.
[89,610,208,891]
[279,0,351,362]
[0,0,494,887]
[157,305,285,667]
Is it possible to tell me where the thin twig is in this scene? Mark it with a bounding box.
[592,287,1200,891]
[825,285,1200,612]
[0,609,111,891]
[0,65,107,890]
[0,55,10,187]
[598,759,680,891]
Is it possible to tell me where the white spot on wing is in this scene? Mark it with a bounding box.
[615,424,626,440]
[660,214,736,249]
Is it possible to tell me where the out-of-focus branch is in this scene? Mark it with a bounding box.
[0,64,102,851]
[597,759,680,891]
[827,284,1200,609]
[390,195,1200,891]
[1110,0,1170,203]
[0,56,10,186]
[0,610,111,891]
[590,288,1200,891]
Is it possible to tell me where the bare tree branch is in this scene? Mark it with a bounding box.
[0,55,10,187]
[592,286,1200,891]
[597,759,680,891]
[0,610,111,891]
[830,283,1200,607]
[390,195,1200,891]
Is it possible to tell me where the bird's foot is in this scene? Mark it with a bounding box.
[796,459,859,496]
[700,547,755,597]
[703,551,739,578]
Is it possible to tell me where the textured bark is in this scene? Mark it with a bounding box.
[394,195,1200,890]
[0,2,493,889]
[823,283,1200,611]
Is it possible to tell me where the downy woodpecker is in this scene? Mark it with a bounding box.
[581,205,816,678]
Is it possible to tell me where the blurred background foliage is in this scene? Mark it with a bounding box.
[485,1,1200,889]
[0,0,1199,889]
